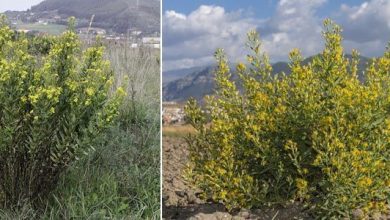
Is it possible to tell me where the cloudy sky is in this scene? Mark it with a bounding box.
[0,0,44,13]
[163,0,390,71]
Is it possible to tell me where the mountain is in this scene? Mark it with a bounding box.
[163,66,205,85]
[163,55,371,102]
[25,0,159,34]
[163,67,215,102]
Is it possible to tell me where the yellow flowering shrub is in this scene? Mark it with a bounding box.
[185,19,390,218]
[0,16,124,208]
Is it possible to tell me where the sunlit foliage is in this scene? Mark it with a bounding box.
[185,19,390,218]
[0,16,124,208]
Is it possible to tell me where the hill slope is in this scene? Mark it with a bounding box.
[163,55,370,102]
[30,0,160,34]
[163,66,205,85]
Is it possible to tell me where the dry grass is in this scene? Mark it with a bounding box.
[107,45,160,107]
[163,125,196,137]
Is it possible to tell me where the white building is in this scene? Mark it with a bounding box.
[142,37,160,44]
[142,37,160,49]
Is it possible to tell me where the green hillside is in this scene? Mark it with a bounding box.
[31,0,160,33]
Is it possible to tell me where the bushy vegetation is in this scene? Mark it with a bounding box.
[0,16,160,219]
[185,19,390,218]
[0,16,123,208]
[41,43,160,220]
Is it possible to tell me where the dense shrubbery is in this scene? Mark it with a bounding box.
[38,44,161,219]
[26,34,55,56]
[185,19,390,218]
[0,16,124,209]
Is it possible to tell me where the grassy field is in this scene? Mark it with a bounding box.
[15,23,67,35]
[0,43,160,219]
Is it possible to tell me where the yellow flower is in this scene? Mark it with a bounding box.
[117,87,127,97]
[106,78,113,86]
[216,167,226,175]
[29,94,39,104]
[67,81,77,91]
[233,178,240,186]
[321,116,333,126]
[220,190,227,199]
[21,96,27,103]
[351,149,361,157]
[296,178,308,190]
[358,177,373,188]
[236,62,246,72]
[85,87,95,96]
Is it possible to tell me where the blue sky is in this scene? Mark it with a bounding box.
[163,0,390,71]
[164,0,366,18]
[164,0,277,18]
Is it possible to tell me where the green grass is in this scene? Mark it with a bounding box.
[16,23,67,35]
[43,122,160,219]
[0,123,160,219]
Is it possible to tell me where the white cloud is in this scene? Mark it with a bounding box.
[337,0,390,44]
[163,5,260,71]
[163,0,390,71]
[258,0,326,61]
[165,10,186,20]
[332,0,390,59]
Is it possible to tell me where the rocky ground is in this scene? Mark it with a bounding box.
[162,136,310,220]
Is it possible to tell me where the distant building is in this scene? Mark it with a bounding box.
[142,37,160,49]
[162,102,185,125]
[131,30,142,36]
[142,37,160,44]
[17,29,30,33]
[37,19,48,25]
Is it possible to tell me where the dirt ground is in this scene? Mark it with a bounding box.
[162,136,310,220]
